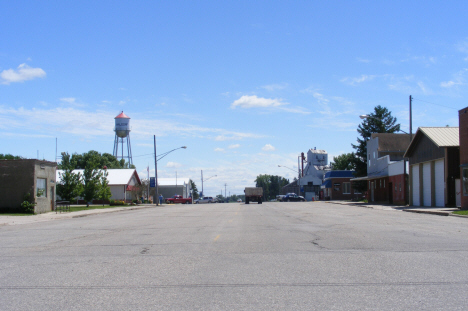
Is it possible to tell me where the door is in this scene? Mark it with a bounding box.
[423,162,431,206]
[412,165,420,206]
[456,179,461,208]
[435,159,445,207]
[370,182,374,202]
[389,182,393,204]
[50,186,55,211]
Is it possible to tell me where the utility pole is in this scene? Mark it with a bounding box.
[224,183,227,199]
[154,135,159,206]
[409,95,413,142]
[201,170,203,197]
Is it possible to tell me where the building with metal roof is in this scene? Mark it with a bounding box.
[404,127,460,207]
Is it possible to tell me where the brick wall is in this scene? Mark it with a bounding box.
[460,107,468,209]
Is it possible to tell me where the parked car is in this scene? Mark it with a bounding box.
[282,193,305,202]
[276,195,285,202]
[237,198,242,203]
[194,196,215,204]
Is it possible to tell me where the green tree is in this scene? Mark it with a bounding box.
[82,152,103,207]
[97,170,112,205]
[58,150,132,170]
[330,152,357,170]
[351,105,400,191]
[190,180,199,200]
[56,152,83,202]
[0,154,22,160]
[255,174,289,201]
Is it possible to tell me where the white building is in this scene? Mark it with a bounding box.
[157,178,192,199]
[299,148,331,200]
[56,168,141,202]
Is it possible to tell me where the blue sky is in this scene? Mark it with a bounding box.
[1,1,467,196]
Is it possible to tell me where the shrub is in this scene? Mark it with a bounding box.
[20,193,36,214]
[109,199,126,206]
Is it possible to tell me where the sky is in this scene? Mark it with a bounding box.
[1,1,468,197]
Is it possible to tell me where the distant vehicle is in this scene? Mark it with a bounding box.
[237,198,242,203]
[244,187,263,204]
[283,193,305,202]
[165,195,192,204]
[195,196,215,204]
[276,195,285,202]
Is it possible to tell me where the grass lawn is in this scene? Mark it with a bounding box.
[0,213,34,216]
[452,210,468,216]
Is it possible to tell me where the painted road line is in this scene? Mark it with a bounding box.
[214,234,220,242]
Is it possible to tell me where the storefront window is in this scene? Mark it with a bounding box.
[37,178,46,198]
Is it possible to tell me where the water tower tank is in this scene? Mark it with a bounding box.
[114,111,131,138]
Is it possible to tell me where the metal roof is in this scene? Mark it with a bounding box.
[419,127,459,147]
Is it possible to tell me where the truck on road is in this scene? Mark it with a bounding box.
[244,187,263,204]
[165,195,192,204]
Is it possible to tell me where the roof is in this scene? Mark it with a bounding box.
[404,127,459,157]
[418,127,459,147]
[56,169,140,186]
[370,133,411,152]
[115,111,130,119]
[323,170,355,179]
[309,148,327,154]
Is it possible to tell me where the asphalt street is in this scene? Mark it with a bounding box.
[1,201,468,310]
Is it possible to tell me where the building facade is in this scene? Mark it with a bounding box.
[352,133,410,204]
[299,148,330,201]
[0,159,57,213]
[404,127,460,207]
[321,170,359,200]
[459,107,468,209]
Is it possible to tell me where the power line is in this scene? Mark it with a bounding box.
[412,98,458,110]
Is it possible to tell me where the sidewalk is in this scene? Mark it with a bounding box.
[0,204,155,226]
[326,201,464,217]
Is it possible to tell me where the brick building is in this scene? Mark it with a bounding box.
[460,107,468,209]
[0,159,57,213]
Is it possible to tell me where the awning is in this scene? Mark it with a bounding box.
[350,176,369,181]
[321,180,332,189]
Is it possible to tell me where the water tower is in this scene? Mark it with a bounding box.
[113,111,133,165]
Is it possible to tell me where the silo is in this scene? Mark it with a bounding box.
[113,111,133,165]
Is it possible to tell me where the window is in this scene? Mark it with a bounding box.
[463,168,468,196]
[383,180,385,188]
[373,151,375,159]
[37,178,46,198]
[343,182,351,194]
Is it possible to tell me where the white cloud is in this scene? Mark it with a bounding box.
[228,144,240,149]
[230,95,309,114]
[60,97,76,104]
[214,148,225,152]
[440,69,468,88]
[231,95,287,109]
[260,83,288,91]
[1,63,46,85]
[341,74,376,86]
[262,144,275,151]
[166,162,182,168]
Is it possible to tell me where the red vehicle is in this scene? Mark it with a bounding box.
[165,195,192,204]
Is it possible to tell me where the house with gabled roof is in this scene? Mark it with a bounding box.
[404,127,460,207]
[56,168,141,203]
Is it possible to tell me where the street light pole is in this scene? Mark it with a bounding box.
[153,137,187,206]
[154,135,159,206]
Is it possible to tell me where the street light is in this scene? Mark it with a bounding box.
[154,135,187,206]
[201,170,217,197]
[278,165,301,195]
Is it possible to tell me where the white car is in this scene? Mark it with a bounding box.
[195,196,215,204]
